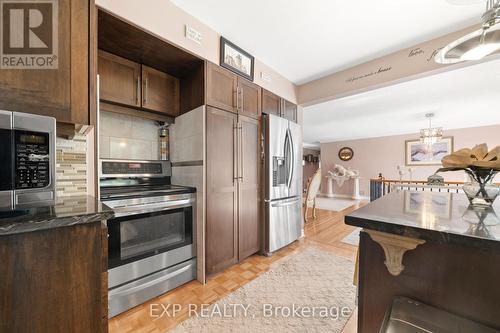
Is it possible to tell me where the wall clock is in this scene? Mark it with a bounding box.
[338,147,354,161]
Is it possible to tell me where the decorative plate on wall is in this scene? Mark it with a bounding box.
[338,147,354,161]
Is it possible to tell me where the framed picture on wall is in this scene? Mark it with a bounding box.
[405,137,454,166]
[220,37,254,81]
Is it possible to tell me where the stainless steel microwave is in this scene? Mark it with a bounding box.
[0,111,56,210]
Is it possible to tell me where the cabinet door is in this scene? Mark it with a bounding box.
[98,50,141,107]
[206,63,237,113]
[0,223,104,332]
[237,78,261,119]
[238,116,260,260]
[262,89,281,116]
[282,99,298,123]
[141,65,180,116]
[206,107,238,274]
[0,0,89,124]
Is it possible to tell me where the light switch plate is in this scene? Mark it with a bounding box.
[185,25,202,44]
[260,72,271,82]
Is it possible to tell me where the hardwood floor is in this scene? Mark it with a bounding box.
[109,202,366,333]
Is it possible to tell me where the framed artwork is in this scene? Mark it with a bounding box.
[338,147,354,161]
[220,37,254,81]
[405,137,454,166]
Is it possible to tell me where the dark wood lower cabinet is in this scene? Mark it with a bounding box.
[206,107,260,275]
[206,107,239,274]
[358,231,500,332]
[0,223,107,333]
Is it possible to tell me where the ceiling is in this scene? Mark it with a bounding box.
[171,0,486,84]
[302,57,500,145]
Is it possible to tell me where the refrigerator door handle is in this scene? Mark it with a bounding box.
[286,128,294,189]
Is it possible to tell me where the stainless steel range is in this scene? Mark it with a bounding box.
[100,159,196,318]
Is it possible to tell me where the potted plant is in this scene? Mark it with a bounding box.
[437,144,500,207]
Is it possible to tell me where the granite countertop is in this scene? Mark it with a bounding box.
[345,190,500,250]
[0,196,114,236]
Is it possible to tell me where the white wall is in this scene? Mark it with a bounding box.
[320,124,500,197]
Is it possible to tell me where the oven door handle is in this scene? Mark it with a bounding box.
[110,198,195,217]
[108,263,194,298]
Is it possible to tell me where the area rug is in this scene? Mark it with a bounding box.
[315,197,359,212]
[172,247,356,333]
[341,228,361,246]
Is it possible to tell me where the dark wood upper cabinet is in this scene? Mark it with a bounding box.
[262,89,281,116]
[238,115,260,260]
[206,106,239,274]
[237,78,261,119]
[0,0,91,124]
[206,62,237,113]
[98,51,180,117]
[141,65,180,116]
[282,99,298,123]
[98,50,141,108]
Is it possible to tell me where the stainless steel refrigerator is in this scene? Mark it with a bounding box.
[263,114,302,255]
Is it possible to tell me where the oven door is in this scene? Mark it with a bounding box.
[108,203,193,270]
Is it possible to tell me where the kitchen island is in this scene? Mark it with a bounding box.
[0,196,113,333]
[346,190,500,333]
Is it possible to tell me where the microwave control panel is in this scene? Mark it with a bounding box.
[15,131,50,189]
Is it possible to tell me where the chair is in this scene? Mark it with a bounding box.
[304,168,321,222]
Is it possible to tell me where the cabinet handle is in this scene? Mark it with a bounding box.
[136,77,140,105]
[235,88,239,111]
[143,75,148,105]
[233,123,238,184]
[239,123,243,182]
[239,88,244,112]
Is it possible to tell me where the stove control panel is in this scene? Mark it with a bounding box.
[101,160,171,178]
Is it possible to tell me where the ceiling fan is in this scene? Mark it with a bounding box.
[436,0,500,63]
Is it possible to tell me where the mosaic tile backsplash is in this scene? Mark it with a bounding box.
[56,133,87,198]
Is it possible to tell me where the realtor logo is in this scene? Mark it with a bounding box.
[1,0,58,69]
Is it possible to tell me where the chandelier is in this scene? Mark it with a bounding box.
[435,0,500,63]
[420,113,443,145]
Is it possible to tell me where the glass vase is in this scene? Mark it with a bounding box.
[463,178,500,207]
